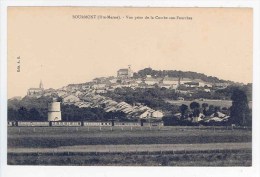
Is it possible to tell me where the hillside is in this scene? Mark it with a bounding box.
[133,68,234,84]
[7,67,252,124]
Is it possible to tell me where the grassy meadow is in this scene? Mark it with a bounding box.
[8,126,252,166]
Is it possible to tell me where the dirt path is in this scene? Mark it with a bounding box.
[8,142,251,153]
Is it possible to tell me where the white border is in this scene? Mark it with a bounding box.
[0,1,259,177]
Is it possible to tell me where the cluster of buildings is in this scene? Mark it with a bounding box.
[28,66,230,99]
[60,91,164,120]
[190,112,230,123]
[58,66,223,96]
[26,77,164,120]
[25,66,231,121]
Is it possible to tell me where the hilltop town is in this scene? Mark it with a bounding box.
[9,66,252,124]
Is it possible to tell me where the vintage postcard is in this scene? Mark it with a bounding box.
[1,3,259,177]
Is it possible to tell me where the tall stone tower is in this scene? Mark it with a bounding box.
[48,99,62,121]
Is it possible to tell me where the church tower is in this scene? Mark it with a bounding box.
[127,65,133,78]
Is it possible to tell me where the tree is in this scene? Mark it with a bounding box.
[230,88,250,126]
[105,111,115,120]
[8,108,18,121]
[190,102,200,117]
[211,106,221,117]
[190,102,200,110]
[17,107,28,121]
[207,105,215,116]
[179,104,188,119]
[29,108,41,121]
[202,103,208,115]
[193,109,201,118]
[114,111,127,121]
[214,106,221,113]
[162,116,179,126]
[221,107,229,115]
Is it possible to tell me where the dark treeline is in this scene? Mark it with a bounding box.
[61,105,128,121]
[8,96,129,122]
[8,96,52,121]
[163,88,252,127]
[8,107,47,121]
[163,102,231,126]
[180,84,252,101]
[214,84,252,101]
[8,104,128,122]
[133,68,230,84]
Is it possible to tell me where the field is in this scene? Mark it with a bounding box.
[8,150,251,166]
[165,99,253,109]
[8,126,252,166]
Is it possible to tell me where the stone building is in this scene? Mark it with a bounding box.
[27,80,44,96]
[117,65,133,78]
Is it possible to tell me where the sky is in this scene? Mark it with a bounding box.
[8,7,252,98]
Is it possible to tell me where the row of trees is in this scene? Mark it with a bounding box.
[179,102,228,119]
[8,107,47,121]
[175,88,251,126]
[61,105,128,121]
[8,104,129,122]
[133,67,226,83]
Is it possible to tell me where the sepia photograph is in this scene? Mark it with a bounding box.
[5,6,254,168]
